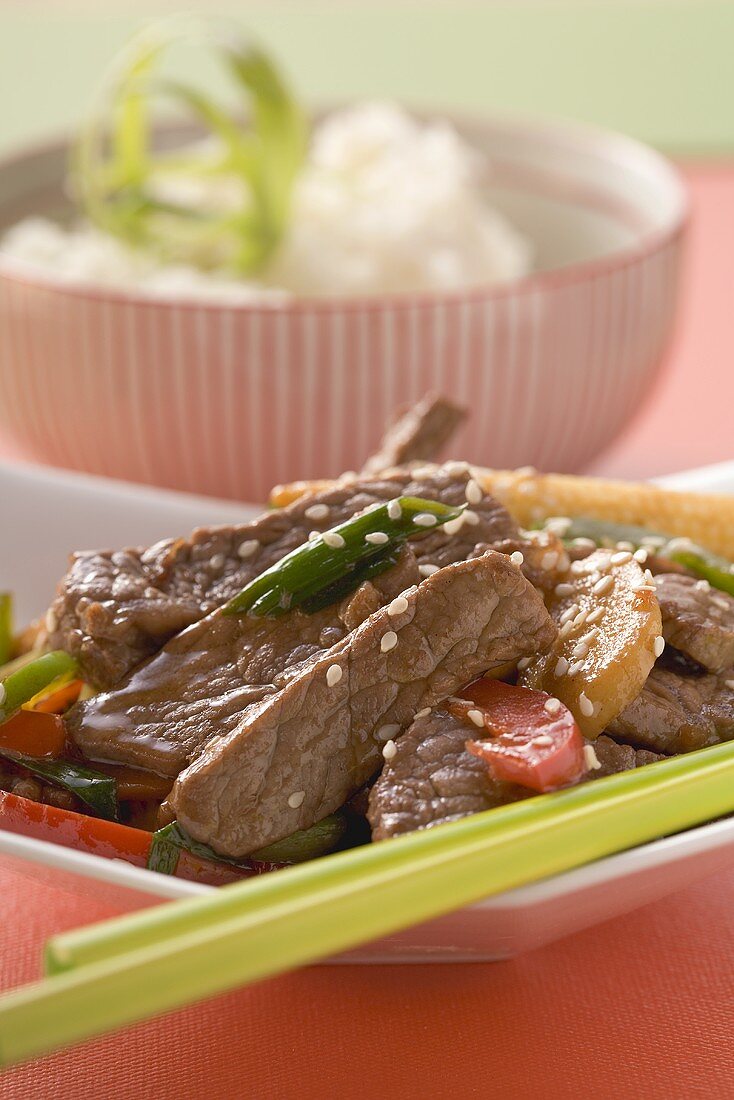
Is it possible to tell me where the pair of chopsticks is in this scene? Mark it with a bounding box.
[2,740,734,1067]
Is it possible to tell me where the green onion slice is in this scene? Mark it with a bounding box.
[0,750,118,821]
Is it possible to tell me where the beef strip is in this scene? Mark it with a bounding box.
[362,393,467,474]
[607,665,734,754]
[169,550,557,856]
[65,551,420,777]
[48,464,526,689]
[368,712,662,841]
[654,573,734,673]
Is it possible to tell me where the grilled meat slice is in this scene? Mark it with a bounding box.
[655,573,734,673]
[362,393,467,474]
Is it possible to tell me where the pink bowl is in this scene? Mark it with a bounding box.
[0,113,687,502]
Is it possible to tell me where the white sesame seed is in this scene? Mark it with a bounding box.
[725,680,734,691]
[465,479,483,505]
[412,464,437,478]
[305,503,329,521]
[555,656,569,677]
[45,608,58,634]
[382,739,398,761]
[463,510,480,527]
[644,569,655,586]
[584,745,602,771]
[545,517,573,536]
[560,604,580,626]
[570,560,587,576]
[445,461,470,478]
[567,661,584,677]
[322,531,346,549]
[543,697,562,716]
[617,541,635,552]
[631,583,656,593]
[696,580,711,592]
[517,656,532,670]
[587,607,604,624]
[288,791,305,809]
[579,629,600,647]
[653,636,665,658]
[365,531,389,545]
[713,595,731,611]
[380,631,398,653]
[542,551,559,571]
[571,641,589,660]
[414,707,431,720]
[387,500,402,521]
[555,583,575,598]
[419,563,440,578]
[467,709,485,728]
[510,551,525,566]
[0,684,5,706]
[592,575,614,597]
[326,664,343,687]
[210,553,225,571]
[572,538,597,552]
[557,551,571,573]
[443,517,464,537]
[237,539,259,559]
[388,595,409,617]
[376,723,401,741]
[308,530,320,541]
[572,609,589,629]
[559,621,574,640]
[578,692,594,718]
[413,512,438,528]
[633,548,649,563]
[533,735,554,747]
[611,551,633,565]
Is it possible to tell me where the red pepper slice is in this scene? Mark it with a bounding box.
[450,678,587,794]
[0,710,67,757]
[26,679,83,715]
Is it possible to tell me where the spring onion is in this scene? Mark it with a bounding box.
[72,16,307,275]
[0,652,77,720]
[225,496,465,617]
[0,750,118,821]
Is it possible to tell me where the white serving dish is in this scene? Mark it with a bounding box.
[1,458,733,961]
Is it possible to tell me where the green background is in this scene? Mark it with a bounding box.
[0,1,732,158]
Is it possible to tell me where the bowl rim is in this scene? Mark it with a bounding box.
[0,106,690,315]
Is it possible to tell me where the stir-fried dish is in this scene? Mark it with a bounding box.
[2,394,734,884]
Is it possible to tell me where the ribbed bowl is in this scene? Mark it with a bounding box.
[0,113,687,502]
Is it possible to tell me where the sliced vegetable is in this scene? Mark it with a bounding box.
[225,496,464,617]
[73,17,307,275]
[0,711,66,758]
[520,549,662,738]
[0,594,12,666]
[0,651,77,719]
[0,750,117,820]
[90,762,173,802]
[148,821,264,875]
[664,542,734,599]
[451,679,586,793]
[23,678,83,715]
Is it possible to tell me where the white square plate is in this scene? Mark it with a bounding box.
[2,458,734,961]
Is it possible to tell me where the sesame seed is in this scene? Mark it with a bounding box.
[388,595,409,617]
[578,692,594,717]
[365,531,389,545]
[419,563,440,577]
[308,530,320,541]
[725,680,734,691]
[533,735,554,747]
[560,604,580,626]
[559,621,575,640]
[463,510,480,527]
[0,684,5,706]
[376,723,401,741]
[579,629,599,647]
[567,661,584,677]
[413,512,438,528]
[443,517,465,537]
[571,641,589,660]
[592,575,614,597]
[326,664,343,687]
[467,709,485,728]
[557,551,571,572]
[380,631,398,653]
[45,608,58,634]
[305,503,329,521]
[653,636,665,658]
[644,569,655,586]
[696,580,711,592]
[387,500,402,521]
[555,583,575,598]
[713,595,731,611]
[445,461,469,478]
[465,479,483,505]
[572,609,589,629]
[611,551,633,565]
[210,553,225,571]
[382,739,398,761]
[572,538,597,552]
[633,548,649,563]
[545,516,573,536]
[542,551,559,571]
[587,607,604,624]
[288,791,305,809]
[631,583,656,593]
[617,541,635,552]
[555,656,569,677]
[570,560,587,576]
[237,539,259,559]
[510,551,525,566]
[543,697,562,716]
[584,745,602,771]
[414,707,431,720]
[412,464,437,478]
[517,656,532,670]
[322,531,346,549]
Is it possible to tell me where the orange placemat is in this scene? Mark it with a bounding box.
[1,164,734,1098]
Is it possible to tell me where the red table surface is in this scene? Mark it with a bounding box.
[1,164,733,1098]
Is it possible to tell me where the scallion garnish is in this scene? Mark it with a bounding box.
[0,750,118,821]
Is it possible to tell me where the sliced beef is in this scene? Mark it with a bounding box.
[362,393,467,474]
[170,550,557,856]
[65,552,420,777]
[608,665,734,754]
[368,712,662,841]
[655,574,734,673]
[48,464,523,689]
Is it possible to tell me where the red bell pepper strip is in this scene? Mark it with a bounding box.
[25,679,84,715]
[450,678,587,794]
[0,710,67,757]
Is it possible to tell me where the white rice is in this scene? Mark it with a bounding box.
[0,102,531,301]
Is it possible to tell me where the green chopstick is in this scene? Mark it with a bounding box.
[3,741,734,1067]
